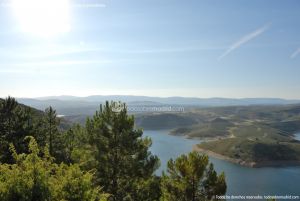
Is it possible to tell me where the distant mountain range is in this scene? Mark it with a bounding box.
[15,95,300,116]
[28,95,300,105]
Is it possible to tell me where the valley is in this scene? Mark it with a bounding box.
[137,104,300,167]
[16,97,300,167]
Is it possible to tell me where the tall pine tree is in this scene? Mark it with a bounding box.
[42,106,64,161]
[86,101,160,201]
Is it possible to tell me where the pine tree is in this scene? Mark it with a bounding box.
[0,97,34,163]
[45,107,58,155]
[160,151,226,201]
[86,101,160,201]
[43,106,64,161]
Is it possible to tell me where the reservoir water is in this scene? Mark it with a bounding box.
[144,130,300,200]
[295,132,300,141]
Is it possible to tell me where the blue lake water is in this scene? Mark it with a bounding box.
[295,132,300,141]
[144,130,300,200]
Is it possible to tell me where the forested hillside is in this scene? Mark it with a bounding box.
[0,97,226,201]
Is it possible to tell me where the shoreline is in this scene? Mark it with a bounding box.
[169,131,229,142]
[193,145,300,168]
[152,129,300,168]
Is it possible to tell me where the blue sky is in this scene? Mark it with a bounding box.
[0,0,300,98]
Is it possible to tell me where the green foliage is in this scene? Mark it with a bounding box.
[133,176,162,201]
[160,152,226,201]
[0,97,35,163]
[63,124,96,168]
[0,98,227,200]
[41,106,66,161]
[0,136,108,201]
[86,101,160,201]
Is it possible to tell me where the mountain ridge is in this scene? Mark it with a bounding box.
[13,96,300,116]
[21,95,300,105]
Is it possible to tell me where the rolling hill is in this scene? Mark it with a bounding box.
[15,96,300,117]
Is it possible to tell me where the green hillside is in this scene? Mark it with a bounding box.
[0,98,70,130]
[135,113,198,129]
[197,122,300,165]
[135,103,300,166]
[171,118,234,138]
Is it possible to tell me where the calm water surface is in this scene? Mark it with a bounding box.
[295,132,300,141]
[144,130,300,200]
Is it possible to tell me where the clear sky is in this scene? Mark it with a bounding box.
[0,0,300,99]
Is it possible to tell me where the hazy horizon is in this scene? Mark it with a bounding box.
[3,93,300,100]
[2,94,300,101]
